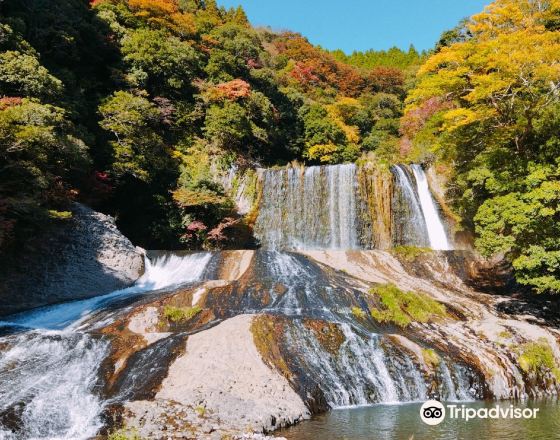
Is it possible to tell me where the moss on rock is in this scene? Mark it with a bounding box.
[369,283,448,328]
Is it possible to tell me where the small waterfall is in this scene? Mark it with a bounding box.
[0,252,213,438]
[391,165,430,247]
[411,164,452,250]
[3,252,212,331]
[254,164,359,250]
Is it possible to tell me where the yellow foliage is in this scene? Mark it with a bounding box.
[405,0,560,150]
[306,143,339,163]
[326,98,361,144]
[127,0,196,36]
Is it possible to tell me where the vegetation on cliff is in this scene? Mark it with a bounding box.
[3,0,560,295]
[404,0,560,294]
[0,0,413,251]
[368,283,448,327]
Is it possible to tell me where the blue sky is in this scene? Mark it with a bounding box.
[217,0,491,53]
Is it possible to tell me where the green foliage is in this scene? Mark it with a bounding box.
[516,339,560,380]
[422,348,440,368]
[391,245,432,261]
[122,28,199,93]
[204,101,252,150]
[405,0,560,293]
[0,98,89,247]
[108,428,142,440]
[163,304,202,323]
[369,283,448,328]
[99,91,170,182]
[351,306,367,320]
[0,0,415,251]
[330,45,423,70]
[0,51,63,99]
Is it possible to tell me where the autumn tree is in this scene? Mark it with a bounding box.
[404,0,560,293]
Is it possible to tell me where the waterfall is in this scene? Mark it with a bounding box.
[0,252,213,438]
[2,252,212,331]
[254,164,359,250]
[391,165,430,247]
[410,164,452,250]
[254,163,451,250]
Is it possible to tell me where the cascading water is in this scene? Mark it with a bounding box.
[254,164,359,250]
[2,252,212,331]
[410,164,452,250]
[0,252,212,439]
[390,164,452,250]
[390,165,430,247]
[0,163,465,439]
[254,163,452,250]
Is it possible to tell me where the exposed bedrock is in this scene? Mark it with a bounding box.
[93,249,560,438]
[0,203,144,316]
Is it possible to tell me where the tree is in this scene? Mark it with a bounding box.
[122,28,199,95]
[0,51,63,99]
[404,0,560,293]
[99,91,169,181]
[0,99,89,246]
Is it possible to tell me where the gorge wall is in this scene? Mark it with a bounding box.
[0,204,144,316]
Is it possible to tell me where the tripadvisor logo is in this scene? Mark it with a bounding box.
[420,400,540,425]
[420,400,445,426]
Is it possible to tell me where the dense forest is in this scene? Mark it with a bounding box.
[1,0,560,294]
[0,0,412,250]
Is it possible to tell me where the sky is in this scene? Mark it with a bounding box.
[217,0,491,53]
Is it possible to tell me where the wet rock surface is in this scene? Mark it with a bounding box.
[0,203,144,316]
[88,250,560,438]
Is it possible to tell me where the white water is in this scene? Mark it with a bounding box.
[2,252,212,331]
[0,333,109,440]
[254,164,359,250]
[411,165,452,250]
[391,165,430,247]
[0,252,212,439]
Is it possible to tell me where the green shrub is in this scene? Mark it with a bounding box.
[163,305,202,323]
[108,428,141,440]
[517,338,560,380]
[369,283,447,327]
[391,246,432,261]
[351,306,367,320]
[422,348,440,368]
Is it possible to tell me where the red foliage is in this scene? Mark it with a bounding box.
[0,97,23,110]
[290,62,320,85]
[368,66,404,94]
[207,217,239,243]
[400,97,454,138]
[274,33,365,97]
[187,221,207,232]
[247,58,262,69]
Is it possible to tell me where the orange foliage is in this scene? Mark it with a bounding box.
[0,97,23,110]
[368,66,404,94]
[204,79,252,102]
[126,0,196,36]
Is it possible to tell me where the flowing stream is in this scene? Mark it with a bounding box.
[0,252,212,439]
[0,164,471,438]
